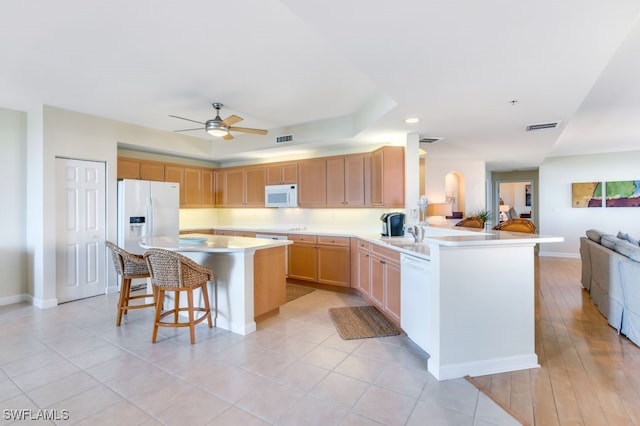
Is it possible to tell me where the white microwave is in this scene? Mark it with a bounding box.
[265,184,298,208]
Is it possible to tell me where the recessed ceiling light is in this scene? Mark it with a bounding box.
[405,118,419,124]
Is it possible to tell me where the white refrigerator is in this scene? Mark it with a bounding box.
[117,179,180,255]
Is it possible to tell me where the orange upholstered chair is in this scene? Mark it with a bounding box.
[455,217,485,229]
[492,218,536,233]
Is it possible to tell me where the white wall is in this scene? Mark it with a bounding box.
[28,105,218,307]
[425,158,486,215]
[500,182,532,216]
[0,108,27,303]
[539,151,640,257]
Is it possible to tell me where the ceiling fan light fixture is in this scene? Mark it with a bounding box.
[205,120,229,137]
[207,127,229,137]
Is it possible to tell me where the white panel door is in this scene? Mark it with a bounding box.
[56,158,106,302]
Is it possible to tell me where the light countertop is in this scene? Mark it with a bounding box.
[179,224,563,260]
[140,234,292,253]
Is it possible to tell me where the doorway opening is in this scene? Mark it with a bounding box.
[491,169,539,231]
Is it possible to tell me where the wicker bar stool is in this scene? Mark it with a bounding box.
[105,241,156,326]
[143,248,215,344]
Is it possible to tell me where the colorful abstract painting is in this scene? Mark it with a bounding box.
[605,180,640,207]
[572,182,602,208]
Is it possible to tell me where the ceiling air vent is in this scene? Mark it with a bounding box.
[275,134,294,144]
[419,137,443,143]
[525,121,560,131]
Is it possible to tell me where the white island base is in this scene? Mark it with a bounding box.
[427,243,539,380]
[140,235,291,336]
[397,226,561,381]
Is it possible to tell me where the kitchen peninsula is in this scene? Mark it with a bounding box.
[194,224,562,380]
[140,234,292,335]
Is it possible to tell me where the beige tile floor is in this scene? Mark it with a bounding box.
[0,287,520,425]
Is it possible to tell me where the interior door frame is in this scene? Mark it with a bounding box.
[491,169,539,231]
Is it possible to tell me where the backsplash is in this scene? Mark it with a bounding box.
[180,207,405,231]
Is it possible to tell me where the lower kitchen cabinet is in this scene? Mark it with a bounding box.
[287,234,318,282]
[317,236,350,287]
[356,239,401,324]
[287,234,351,287]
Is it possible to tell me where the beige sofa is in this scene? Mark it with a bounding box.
[580,229,640,346]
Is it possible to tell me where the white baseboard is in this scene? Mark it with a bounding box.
[430,354,540,381]
[0,293,30,307]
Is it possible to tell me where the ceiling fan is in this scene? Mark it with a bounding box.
[170,102,268,140]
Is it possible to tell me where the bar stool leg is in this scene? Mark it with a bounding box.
[152,288,164,343]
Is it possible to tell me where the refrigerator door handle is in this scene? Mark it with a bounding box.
[145,197,153,238]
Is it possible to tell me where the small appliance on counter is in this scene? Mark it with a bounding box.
[380,212,405,236]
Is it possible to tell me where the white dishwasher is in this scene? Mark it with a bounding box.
[400,253,432,354]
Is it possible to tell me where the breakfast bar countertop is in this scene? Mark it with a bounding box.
[140,234,292,253]
[181,224,563,261]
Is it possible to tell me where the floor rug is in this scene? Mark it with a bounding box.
[329,305,401,340]
[286,283,316,302]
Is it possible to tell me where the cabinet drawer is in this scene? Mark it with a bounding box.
[317,236,350,247]
[287,234,318,245]
[370,243,400,263]
[356,239,371,252]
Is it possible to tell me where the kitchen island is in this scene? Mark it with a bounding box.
[140,234,292,335]
[196,224,562,380]
[380,226,563,380]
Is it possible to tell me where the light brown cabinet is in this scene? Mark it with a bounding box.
[165,165,214,208]
[370,146,405,207]
[287,234,318,282]
[298,159,327,207]
[201,169,214,207]
[117,158,165,181]
[164,165,185,205]
[287,234,350,287]
[352,239,371,296]
[217,166,265,207]
[352,239,400,325]
[244,166,266,206]
[326,155,367,207]
[253,246,287,319]
[369,243,401,323]
[266,162,298,185]
[317,236,350,287]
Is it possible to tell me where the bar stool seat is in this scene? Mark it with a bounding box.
[143,248,215,344]
[106,241,156,326]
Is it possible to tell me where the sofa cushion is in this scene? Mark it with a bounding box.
[586,229,607,243]
[614,240,640,262]
[617,231,628,240]
[601,234,619,249]
[626,234,639,247]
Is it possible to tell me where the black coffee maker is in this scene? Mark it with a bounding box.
[380,212,405,236]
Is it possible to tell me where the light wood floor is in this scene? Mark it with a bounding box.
[468,256,640,426]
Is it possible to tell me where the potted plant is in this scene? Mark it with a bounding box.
[469,209,491,223]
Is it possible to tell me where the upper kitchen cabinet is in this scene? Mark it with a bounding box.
[266,162,298,185]
[244,166,266,206]
[165,165,215,208]
[298,159,327,207]
[217,166,266,207]
[370,146,404,207]
[117,157,165,181]
[326,154,367,207]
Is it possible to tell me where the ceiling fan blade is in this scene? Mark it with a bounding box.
[221,115,243,127]
[223,133,234,141]
[174,127,205,132]
[169,115,205,125]
[229,126,268,135]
